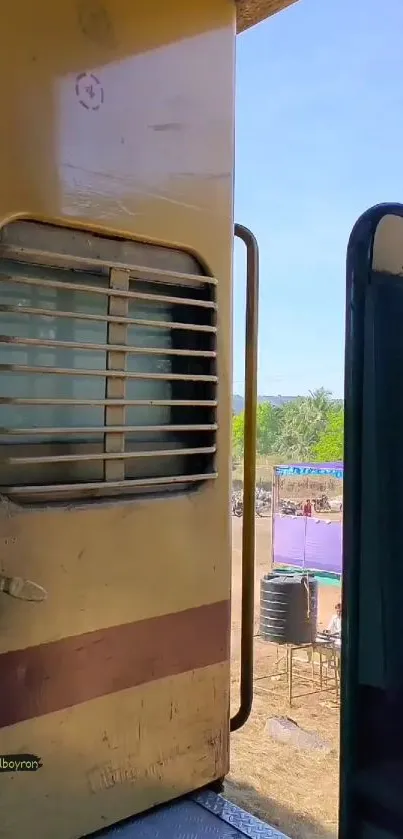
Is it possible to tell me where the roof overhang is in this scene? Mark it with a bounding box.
[236,0,298,32]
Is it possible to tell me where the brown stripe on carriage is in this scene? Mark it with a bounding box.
[0,600,230,729]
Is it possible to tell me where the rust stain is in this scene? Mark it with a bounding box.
[0,600,230,729]
[0,495,21,518]
[77,0,116,48]
[149,122,183,132]
[87,741,198,793]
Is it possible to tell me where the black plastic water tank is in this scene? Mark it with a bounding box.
[260,572,318,645]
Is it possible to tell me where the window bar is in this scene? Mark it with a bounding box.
[0,244,217,285]
[0,304,216,333]
[3,273,217,309]
[104,268,130,481]
[0,334,216,358]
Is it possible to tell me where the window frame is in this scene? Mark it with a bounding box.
[0,221,218,504]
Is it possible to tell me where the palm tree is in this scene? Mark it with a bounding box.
[276,389,333,461]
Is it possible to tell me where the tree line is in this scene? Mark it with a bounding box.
[232,388,344,462]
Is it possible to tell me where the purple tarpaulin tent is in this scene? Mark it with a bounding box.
[273,515,342,575]
[271,461,343,575]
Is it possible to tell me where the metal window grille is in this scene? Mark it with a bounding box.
[0,222,218,503]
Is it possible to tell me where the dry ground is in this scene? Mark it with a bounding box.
[226,516,340,839]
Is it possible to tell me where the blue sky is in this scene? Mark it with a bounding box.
[233,0,403,398]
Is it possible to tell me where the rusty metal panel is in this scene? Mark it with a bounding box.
[236,0,298,33]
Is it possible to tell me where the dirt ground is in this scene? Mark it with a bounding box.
[226,516,340,839]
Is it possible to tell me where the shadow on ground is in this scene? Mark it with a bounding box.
[223,777,337,839]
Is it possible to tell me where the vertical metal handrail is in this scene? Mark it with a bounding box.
[231,223,259,732]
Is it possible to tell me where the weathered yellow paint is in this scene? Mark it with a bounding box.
[0,663,230,839]
[0,0,235,836]
[0,495,230,652]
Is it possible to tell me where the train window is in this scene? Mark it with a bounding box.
[0,221,217,503]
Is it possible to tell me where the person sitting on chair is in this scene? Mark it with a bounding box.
[325,602,341,644]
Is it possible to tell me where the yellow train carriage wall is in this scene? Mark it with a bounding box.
[0,2,234,837]
[0,1,295,837]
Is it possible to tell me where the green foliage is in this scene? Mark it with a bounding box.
[256,402,280,455]
[275,388,333,461]
[314,407,344,461]
[232,411,245,458]
[232,401,281,458]
[232,388,344,462]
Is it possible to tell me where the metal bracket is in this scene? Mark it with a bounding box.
[0,574,47,601]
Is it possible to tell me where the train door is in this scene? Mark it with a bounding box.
[341,204,403,838]
[0,2,237,837]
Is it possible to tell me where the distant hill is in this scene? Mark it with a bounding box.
[232,394,298,415]
[232,394,343,415]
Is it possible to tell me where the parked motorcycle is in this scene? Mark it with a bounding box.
[231,488,272,518]
[313,494,331,513]
[232,492,243,517]
[280,499,298,516]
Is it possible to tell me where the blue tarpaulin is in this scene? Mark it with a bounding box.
[275,462,343,480]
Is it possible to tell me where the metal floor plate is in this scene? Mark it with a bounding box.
[95,790,290,839]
